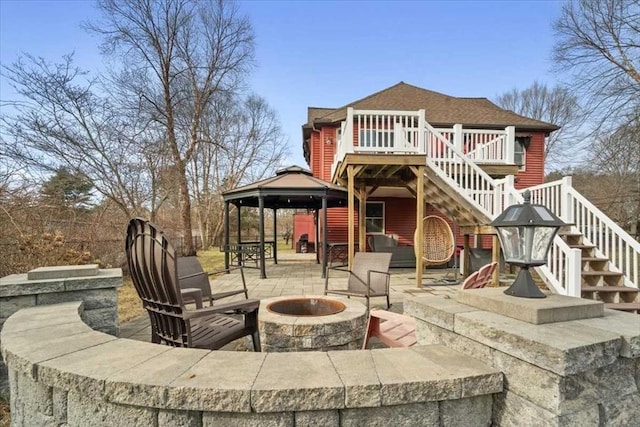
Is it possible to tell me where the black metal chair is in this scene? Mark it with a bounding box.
[125,218,261,351]
[177,256,248,308]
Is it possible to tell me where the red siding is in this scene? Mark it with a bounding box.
[293,213,315,244]
[515,132,546,189]
[326,207,351,242]
[378,198,417,245]
[308,126,339,180]
[310,131,321,176]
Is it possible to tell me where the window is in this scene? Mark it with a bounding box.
[514,137,528,171]
[359,130,394,148]
[365,202,385,234]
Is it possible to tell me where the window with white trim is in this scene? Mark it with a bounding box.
[514,137,528,171]
[365,202,385,234]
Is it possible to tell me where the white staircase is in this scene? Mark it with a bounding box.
[423,124,639,309]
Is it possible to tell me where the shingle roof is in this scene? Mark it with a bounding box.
[305,82,559,131]
[222,165,349,209]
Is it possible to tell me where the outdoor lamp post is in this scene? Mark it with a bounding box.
[491,190,566,298]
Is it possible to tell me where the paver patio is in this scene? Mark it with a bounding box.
[120,253,459,343]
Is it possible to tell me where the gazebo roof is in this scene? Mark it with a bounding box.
[222,165,351,209]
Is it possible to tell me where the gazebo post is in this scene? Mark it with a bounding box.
[236,204,242,266]
[224,201,230,272]
[273,207,278,264]
[259,195,266,279]
[322,196,328,278]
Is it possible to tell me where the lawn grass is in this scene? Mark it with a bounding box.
[117,240,295,323]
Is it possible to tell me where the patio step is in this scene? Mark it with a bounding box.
[604,303,640,314]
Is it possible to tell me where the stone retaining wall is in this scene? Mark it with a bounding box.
[0,266,122,397]
[405,290,640,426]
[1,301,503,426]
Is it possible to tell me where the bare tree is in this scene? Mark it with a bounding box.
[552,0,640,235]
[0,55,155,218]
[495,81,584,170]
[89,0,255,255]
[588,118,640,237]
[189,93,289,248]
[553,0,640,128]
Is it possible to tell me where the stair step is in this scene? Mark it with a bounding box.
[559,232,583,237]
[582,286,638,293]
[569,244,597,249]
[581,257,608,262]
[581,271,624,277]
[604,303,640,313]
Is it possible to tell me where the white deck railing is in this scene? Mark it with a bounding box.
[527,178,639,288]
[331,108,515,178]
[464,127,515,164]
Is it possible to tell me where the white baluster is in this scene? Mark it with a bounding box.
[505,126,515,164]
[453,124,463,154]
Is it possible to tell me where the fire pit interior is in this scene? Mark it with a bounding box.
[259,295,367,352]
[267,297,346,316]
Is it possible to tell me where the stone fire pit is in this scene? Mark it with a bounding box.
[259,295,367,352]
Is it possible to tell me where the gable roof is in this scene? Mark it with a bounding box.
[222,165,349,209]
[304,82,559,131]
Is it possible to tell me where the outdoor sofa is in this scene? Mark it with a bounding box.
[367,234,416,268]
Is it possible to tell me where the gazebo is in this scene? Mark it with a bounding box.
[222,165,352,278]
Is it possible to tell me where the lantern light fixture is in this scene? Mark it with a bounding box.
[490,190,567,298]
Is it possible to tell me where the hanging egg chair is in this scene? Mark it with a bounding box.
[413,215,455,267]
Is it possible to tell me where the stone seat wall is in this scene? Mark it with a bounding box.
[1,301,503,427]
[405,289,640,426]
[0,266,122,396]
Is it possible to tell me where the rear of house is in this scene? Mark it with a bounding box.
[297,81,639,311]
[300,82,555,259]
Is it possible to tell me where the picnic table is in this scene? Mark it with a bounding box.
[326,242,359,268]
[220,241,275,268]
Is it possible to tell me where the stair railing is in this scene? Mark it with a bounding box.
[570,189,639,287]
[331,110,354,179]
[464,127,515,164]
[527,177,639,289]
[544,234,583,297]
[502,184,583,297]
[424,122,501,219]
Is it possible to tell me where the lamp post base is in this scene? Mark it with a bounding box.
[503,267,546,298]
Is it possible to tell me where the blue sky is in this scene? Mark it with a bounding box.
[1,0,564,167]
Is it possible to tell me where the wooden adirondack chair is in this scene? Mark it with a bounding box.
[324,252,392,311]
[362,309,417,349]
[177,256,248,308]
[461,262,498,289]
[126,218,261,351]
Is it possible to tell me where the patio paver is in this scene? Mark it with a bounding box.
[120,255,460,344]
